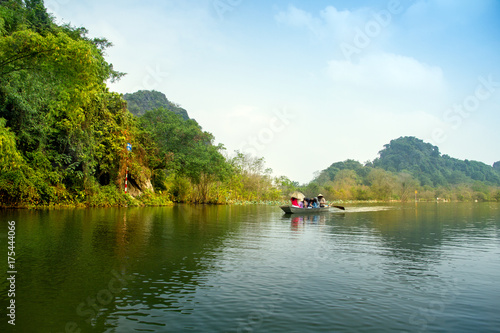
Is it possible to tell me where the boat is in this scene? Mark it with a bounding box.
[280,205,331,214]
[280,204,346,214]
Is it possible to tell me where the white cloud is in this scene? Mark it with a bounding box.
[327,52,449,114]
[320,6,372,41]
[275,5,316,28]
[275,4,402,46]
[275,5,371,41]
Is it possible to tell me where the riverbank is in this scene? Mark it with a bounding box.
[0,191,173,209]
[4,196,498,210]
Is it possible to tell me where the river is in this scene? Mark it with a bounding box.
[0,203,499,332]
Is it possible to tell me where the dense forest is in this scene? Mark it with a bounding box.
[0,1,499,207]
[304,137,500,202]
[0,0,281,207]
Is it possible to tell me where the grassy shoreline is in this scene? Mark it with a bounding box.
[2,197,497,210]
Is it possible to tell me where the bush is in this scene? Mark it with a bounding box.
[86,184,134,207]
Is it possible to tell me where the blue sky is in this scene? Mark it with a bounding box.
[49,0,500,183]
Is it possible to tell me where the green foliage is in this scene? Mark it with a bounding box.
[0,117,36,204]
[1,3,497,207]
[275,175,299,198]
[0,1,285,207]
[367,168,394,200]
[396,172,419,202]
[123,90,189,120]
[315,159,368,184]
[139,189,172,206]
[140,108,228,176]
[493,161,500,172]
[223,152,282,203]
[311,136,500,202]
[373,137,500,186]
[85,184,132,207]
[0,1,144,207]
[137,107,234,203]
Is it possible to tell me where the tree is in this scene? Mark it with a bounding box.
[397,172,418,202]
[0,1,139,205]
[225,152,280,202]
[0,117,36,204]
[367,168,394,200]
[139,107,231,202]
[276,176,298,197]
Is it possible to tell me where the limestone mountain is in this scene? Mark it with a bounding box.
[123,90,189,120]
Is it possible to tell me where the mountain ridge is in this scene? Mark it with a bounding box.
[123,90,190,120]
[305,136,500,201]
[316,136,500,187]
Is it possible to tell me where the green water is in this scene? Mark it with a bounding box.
[1,203,499,332]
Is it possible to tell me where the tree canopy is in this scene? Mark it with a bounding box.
[0,1,142,206]
[0,0,280,206]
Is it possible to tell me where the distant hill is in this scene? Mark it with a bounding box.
[123,90,189,120]
[316,136,500,187]
[372,137,500,186]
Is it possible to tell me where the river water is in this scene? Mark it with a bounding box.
[0,203,499,332]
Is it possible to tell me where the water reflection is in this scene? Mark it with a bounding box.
[282,211,346,222]
[0,203,499,332]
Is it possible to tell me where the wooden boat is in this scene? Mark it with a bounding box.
[280,205,331,214]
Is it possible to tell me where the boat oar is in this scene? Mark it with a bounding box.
[331,205,345,210]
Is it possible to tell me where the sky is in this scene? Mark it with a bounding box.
[48,0,500,184]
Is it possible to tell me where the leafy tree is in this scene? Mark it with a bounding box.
[276,176,299,198]
[494,190,500,202]
[396,172,419,202]
[0,117,36,204]
[315,159,367,185]
[225,152,281,202]
[139,107,231,202]
[0,1,140,206]
[367,168,394,200]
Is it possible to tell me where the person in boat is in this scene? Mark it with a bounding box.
[303,197,311,208]
[317,194,327,207]
[291,196,300,208]
[311,197,319,208]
